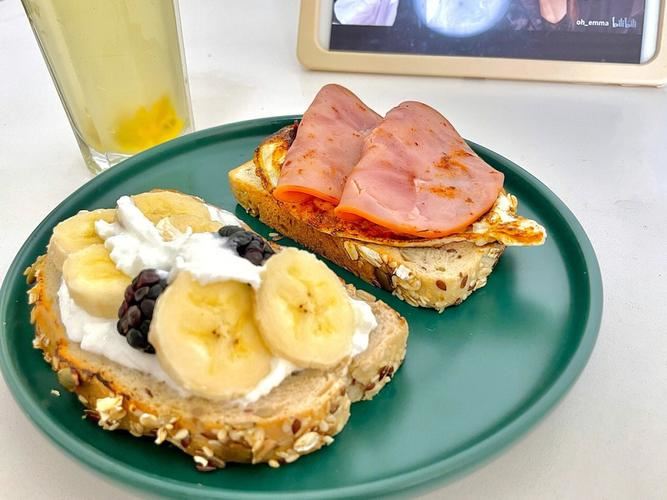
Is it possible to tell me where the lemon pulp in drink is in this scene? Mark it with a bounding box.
[23,0,192,164]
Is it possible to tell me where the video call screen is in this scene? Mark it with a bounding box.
[330,0,647,63]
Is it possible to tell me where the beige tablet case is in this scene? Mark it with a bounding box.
[297,0,667,86]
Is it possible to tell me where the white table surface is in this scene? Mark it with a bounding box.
[1,1,666,498]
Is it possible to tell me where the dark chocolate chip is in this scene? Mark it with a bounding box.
[133,286,150,302]
[140,299,155,319]
[134,269,161,288]
[147,283,162,300]
[218,225,244,237]
[126,328,148,349]
[126,305,142,328]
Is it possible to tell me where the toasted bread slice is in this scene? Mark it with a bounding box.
[229,161,505,312]
[26,204,408,468]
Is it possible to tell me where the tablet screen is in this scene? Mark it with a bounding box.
[329,0,653,63]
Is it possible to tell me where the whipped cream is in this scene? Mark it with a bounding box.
[237,298,374,405]
[57,281,184,392]
[58,195,376,404]
[206,204,243,227]
[59,280,319,402]
[350,298,376,355]
[95,197,184,277]
[241,358,297,404]
[172,232,262,287]
[96,197,262,288]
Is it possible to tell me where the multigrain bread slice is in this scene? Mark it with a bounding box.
[26,215,408,470]
[230,161,505,312]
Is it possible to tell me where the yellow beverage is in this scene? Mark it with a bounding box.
[22,0,192,172]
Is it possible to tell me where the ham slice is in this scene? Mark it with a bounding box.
[273,84,382,204]
[335,101,504,237]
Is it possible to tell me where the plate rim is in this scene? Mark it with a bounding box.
[0,116,603,499]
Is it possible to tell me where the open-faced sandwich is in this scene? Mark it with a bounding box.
[229,84,547,312]
[26,190,408,469]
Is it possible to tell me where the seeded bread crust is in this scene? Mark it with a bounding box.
[229,161,505,312]
[26,218,408,470]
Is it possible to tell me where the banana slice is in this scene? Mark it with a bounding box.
[132,191,212,231]
[161,214,221,235]
[150,272,272,399]
[48,209,117,271]
[255,248,356,369]
[62,244,131,318]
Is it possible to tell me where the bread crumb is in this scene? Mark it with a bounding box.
[173,428,189,441]
[50,389,60,397]
[154,427,168,445]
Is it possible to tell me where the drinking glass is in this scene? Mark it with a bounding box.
[21,0,193,173]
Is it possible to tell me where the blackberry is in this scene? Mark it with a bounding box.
[117,269,166,353]
[218,226,275,265]
[217,225,244,237]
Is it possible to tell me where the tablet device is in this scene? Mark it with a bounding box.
[298,0,667,86]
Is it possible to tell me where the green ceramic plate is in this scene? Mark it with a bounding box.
[0,117,601,499]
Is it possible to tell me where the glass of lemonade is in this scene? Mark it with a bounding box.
[21,0,193,174]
